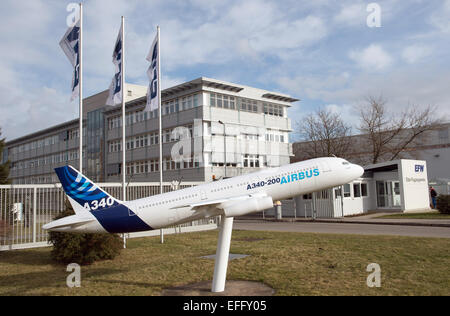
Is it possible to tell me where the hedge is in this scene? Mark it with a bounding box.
[47,201,122,265]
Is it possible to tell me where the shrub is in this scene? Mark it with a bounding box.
[48,201,122,265]
[436,195,450,215]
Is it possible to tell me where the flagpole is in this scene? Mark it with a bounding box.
[121,16,127,248]
[158,25,162,194]
[157,26,164,244]
[79,2,83,173]
[121,16,126,203]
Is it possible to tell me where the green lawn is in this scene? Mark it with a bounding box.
[0,229,449,296]
[379,211,450,220]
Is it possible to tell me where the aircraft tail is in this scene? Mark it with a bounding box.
[54,165,121,214]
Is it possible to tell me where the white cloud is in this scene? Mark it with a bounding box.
[1,0,449,141]
[429,0,450,33]
[402,45,432,63]
[334,3,366,26]
[279,64,450,129]
[156,0,328,69]
[275,72,351,101]
[0,82,76,140]
[349,44,393,71]
[324,103,360,128]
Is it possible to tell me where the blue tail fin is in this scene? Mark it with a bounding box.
[55,165,121,214]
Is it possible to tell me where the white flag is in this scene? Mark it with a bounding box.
[106,26,123,106]
[145,34,159,112]
[59,19,81,101]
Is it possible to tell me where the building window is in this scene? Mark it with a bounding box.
[243,154,260,168]
[266,130,286,143]
[216,94,223,108]
[263,103,284,117]
[334,187,342,198]
[108,116,121,129]
[243,134,258,140]
[361,183,368,197]
[353,183,361,198]
[240,98,258,113]
[210,93,235,110]
[343,184,351,198]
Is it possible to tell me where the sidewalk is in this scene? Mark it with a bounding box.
[238,213,450,228]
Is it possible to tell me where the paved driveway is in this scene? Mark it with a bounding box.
[234,220,450,238]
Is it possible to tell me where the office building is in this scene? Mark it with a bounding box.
[4,77,298,184]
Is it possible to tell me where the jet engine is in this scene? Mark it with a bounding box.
[220,196,274,217]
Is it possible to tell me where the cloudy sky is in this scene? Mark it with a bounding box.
[1,0,449,141]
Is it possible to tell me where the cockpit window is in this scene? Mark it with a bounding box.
[342,162,350,165]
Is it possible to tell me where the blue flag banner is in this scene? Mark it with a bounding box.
[59,19,81,101]
[145,34,159,112]
[106,26,123,106]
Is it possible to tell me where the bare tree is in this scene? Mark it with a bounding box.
[294,108,353,161]
[0,128,10,184]
[356,96,442,164]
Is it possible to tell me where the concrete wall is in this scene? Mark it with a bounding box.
[402,147,450,182]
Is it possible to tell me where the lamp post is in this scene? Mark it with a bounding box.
[218,120,226,178]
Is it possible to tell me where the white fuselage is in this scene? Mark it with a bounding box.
[44,157,364,234]
[123,157,363,230]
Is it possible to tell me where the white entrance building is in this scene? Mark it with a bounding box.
[293,159,431,218]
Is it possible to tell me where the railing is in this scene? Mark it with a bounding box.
[0,182,217,251]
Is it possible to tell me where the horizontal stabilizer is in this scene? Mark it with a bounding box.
[42,215,95,231]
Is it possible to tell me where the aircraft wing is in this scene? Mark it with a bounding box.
[171,193,260,209]
[171,192,273,218]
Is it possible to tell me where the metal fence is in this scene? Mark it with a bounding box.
[0,182,217,251]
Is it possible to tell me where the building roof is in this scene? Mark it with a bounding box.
[364,161,400,172]
[6,118,79,146]
[163,77,244,97]
[261,93,299,103]
[363,159,426,172]
[6,77,299,145]
[104,77,299,115]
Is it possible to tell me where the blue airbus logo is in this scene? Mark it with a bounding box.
[246,168,320,190]
[281,168,320,184]
[415,165,424,173]
[247,168,320,190]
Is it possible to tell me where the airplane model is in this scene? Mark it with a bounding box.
[43,156,364,292]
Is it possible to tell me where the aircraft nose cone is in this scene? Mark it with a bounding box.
[354,164,364,178]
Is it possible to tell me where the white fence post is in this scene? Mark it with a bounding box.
[33,187,37,243]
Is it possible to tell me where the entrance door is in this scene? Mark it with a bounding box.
[391,181,401,207]
[377,181,401,208]
[376,181,387,207]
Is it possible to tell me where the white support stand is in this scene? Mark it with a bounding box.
[211,215,234,293]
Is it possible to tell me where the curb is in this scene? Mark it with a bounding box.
[237,218,450,228]
[312,219,450,228]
